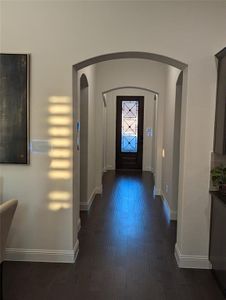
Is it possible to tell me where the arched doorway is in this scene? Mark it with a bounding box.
[79,74,89,213]
[74,51,187,71]
[101,86,158,175]
[171,72,183,220]
[72,52,188,262]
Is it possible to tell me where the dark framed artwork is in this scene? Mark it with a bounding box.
[0,53,30,164]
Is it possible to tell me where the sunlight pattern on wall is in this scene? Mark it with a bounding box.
[47,96,72,211]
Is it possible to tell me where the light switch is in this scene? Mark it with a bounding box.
[31,140,51,154]
[146,127,153,137]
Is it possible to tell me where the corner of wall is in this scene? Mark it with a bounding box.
[80,185,102,211]
[5,239,79,264]
[161,193,177,221]
[175,243,212,269]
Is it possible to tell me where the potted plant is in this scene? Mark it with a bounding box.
[211,165,226,194]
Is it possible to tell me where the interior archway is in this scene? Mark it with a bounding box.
[79,74,89,214]
[74,51,187,71]
[80,73,89,89]
[102,86,158,173]
[73,52,188,264]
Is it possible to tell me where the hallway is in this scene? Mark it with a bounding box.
[3,172,223,300]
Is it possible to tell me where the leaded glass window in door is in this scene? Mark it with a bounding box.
[121,101,138,152]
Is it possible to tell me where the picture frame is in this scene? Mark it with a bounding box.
[0,53,30,164]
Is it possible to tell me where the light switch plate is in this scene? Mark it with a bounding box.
[146,127,153,137]
[31,139,51,154]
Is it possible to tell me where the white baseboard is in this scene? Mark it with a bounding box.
[106,165,114,171]
[175,243,212,269]
[170,210,177,221]
[95,184,103,194]
[77,218,81,232]
[80,188,96,211]
[80,185,102,211]
[162,194,177,221]
[154,186,162,196]
[143,167,153,172]
[5,239,79,264]
[162,194,171,220]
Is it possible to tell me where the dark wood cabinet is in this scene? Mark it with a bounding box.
[214,48,226,154]
[209,192,226,297]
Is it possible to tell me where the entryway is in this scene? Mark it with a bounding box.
[116,96,144,170]
[73,52,189,269]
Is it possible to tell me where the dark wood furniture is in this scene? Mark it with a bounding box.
[209,192,226,297]
[214,48,226,154]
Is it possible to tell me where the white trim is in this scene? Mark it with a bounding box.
[162,194,171,220]
[154,186,161,196]
[143,167,153,172]
[80,185,102,211]
[175,243,212,269]
[95,184,103,194]
[162,194,177,221]
[80,188,96,211]
[106,165,114,171]
[170,210,177,221]
[77,218,81,232]
[74,239,79,262]
[5,240,79,264]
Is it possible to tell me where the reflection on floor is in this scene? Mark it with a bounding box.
[3,171,224,300]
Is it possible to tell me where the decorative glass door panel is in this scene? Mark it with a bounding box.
[121,101,138,153]
[116,96,144,170]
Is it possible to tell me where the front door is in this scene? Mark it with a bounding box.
[116,96,144,170]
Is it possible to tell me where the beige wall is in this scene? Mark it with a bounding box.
[95,59,167,192]
[1,1,226,267]
[77,66,97,211]
[79,82,88,207]
[162,66,181,220]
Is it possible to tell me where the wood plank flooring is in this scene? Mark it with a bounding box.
[3,171,224,299]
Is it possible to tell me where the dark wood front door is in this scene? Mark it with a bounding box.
[116,96,144,170]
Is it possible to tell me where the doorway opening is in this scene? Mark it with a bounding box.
[102,86,158,175]
[73,52,188,261]
[79,74,89,212]
[171,71,183,219]
[116,95,144,170]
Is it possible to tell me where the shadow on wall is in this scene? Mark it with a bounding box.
[0,177,3,204]
[47,96,72,211]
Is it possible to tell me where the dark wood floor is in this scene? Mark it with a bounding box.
[3,171,224,299]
